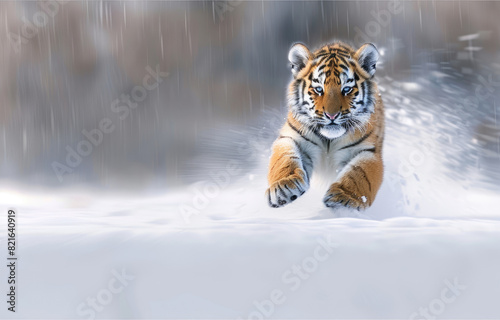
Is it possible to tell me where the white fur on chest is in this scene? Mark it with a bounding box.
[279,124,367,188]
[310,143,352,187]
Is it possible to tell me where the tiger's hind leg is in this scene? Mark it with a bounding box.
[323,152,383,211]
[266,137,312,208]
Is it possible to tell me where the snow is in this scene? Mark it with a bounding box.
[1,151,500,319]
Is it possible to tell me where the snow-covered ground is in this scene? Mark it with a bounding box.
[1,148,500,319]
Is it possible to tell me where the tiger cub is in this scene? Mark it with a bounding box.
[266,42,385,210]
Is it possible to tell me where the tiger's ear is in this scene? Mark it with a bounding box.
[355,43,380,78]
[288,43,311,77]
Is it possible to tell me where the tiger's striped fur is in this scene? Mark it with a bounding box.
[266,42,385,210]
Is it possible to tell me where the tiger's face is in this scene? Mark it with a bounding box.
[287,42,380,139]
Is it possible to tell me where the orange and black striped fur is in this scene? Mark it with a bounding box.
[266,42,385,210]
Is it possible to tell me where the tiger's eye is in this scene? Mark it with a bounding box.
[314,87,324,95]
[342,87,353,95]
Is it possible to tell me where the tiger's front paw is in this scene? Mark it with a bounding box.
[266,173,308,208]
[323,183,369,211]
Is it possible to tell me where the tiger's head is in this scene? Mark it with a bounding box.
[287,42,380,139]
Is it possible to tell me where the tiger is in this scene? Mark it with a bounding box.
[266,41,385,211]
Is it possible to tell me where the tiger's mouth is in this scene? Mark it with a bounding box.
[319,112,366,131]
[325,121,340,127]
[314,117,342,127]
[310,110,364,131]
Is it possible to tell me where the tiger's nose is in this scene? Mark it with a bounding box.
[324,111,340,121]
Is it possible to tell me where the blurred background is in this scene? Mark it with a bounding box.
[0,0,499,197]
